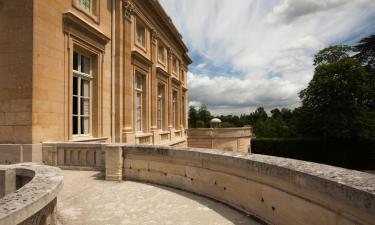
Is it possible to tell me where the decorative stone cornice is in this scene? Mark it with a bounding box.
[151,29,159,44]
[123,0,134,21]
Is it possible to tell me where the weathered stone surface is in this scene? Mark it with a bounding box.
[187,128,253,153]
[0,163,63,225]
[58,170,261,225]
[0,169,16,198]
[123,145,375,225]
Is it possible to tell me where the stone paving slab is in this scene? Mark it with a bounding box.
[57,170,261,225]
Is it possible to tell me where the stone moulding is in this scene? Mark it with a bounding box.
[63,11,110,51]
[0,163,63,225]
[121,145,375,225]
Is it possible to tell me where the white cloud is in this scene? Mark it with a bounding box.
[160,0,375,115]
[266,0,351,24]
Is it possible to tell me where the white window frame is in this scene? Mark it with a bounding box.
[135,19,147,50]
[157,84,164,130]
[72,50,93,137]
[157,44,166,65]
[172,91,177,129]
[135,74,143,132]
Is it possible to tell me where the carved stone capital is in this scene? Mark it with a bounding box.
[167,47,174,57]
[151,29,159,44]
[123,0,134,21]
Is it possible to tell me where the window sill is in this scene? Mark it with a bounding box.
[135,133,153,138]
[70,137,109,143]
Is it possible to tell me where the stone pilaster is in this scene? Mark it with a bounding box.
[105,145,123,181]
[0,168,16,198]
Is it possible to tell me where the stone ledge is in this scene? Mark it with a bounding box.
[123,145,375,214]
[0,163,63,225]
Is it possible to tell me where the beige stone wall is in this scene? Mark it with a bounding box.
[0,0,33,144]
[187,128,252,153]
[0,0,190,146]
[116,1,190,145]
[121,146,375,225]
[32,0,113,143]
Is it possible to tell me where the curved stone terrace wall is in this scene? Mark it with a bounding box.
[0,163,63,225]
[119,145,375,225]
[187,127,252,153]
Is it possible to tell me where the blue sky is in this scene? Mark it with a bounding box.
[160,0,375,115]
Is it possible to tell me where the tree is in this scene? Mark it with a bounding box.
[197,105,212,128]
[299,56,373,140]
[188,106,198,128]
[355,35,375,71]
[355,35,375,110]
[313,45,354,66]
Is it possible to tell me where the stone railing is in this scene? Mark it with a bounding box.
[42,142,105,170]
[187,127,253,153]
[174,130,182,138]
[105,145,375,225]
[0,144,42,165]
[159,131,170,143]
[0,163,63,225]
[135,133,153,145]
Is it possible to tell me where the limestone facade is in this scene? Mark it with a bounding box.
[0,0,191,146]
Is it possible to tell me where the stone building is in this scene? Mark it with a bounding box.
[0,0,191,146]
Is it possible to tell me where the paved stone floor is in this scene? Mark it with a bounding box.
[57,170,262,225]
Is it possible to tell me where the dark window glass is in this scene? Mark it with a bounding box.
[73,76,78,95]
[72,116,78,135]
[81,55,90,74]
[73,51,79,71]
[73,96,78,115]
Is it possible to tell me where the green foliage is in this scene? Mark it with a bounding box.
[195,120,205,128]
[355,35,375,70]
[299,48,375,140]
[252,139,375,169]
[355,35,375,110]
[188,106,198,128]
[188,105,213,128]
[313,45,354,66]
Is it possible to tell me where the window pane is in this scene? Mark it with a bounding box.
[136,76,142,90]
[136,22,145,47]
[79,0,91,12]
[81,55,90,74]
[81,117,89,134]
[73,76,78,95]
[158,45,165,62]
[73,96,78,115]
[72,116,78,135]
[73,51,79,71]
[81,79,90,97]
[81,99,90,116]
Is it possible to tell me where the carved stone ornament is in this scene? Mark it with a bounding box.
[151,29,159,44]
[167,47,174,57]
[123,0,134,21]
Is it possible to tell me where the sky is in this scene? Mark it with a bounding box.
[159,0,375,115]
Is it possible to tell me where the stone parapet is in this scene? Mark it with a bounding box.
[42,142,105,170]
[0,144,42,165]
[0,163,63,225]
[105,145,123,181]
[122,145,375,225]
[187,127,252,152]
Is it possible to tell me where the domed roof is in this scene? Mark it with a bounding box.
[210,118,222,123]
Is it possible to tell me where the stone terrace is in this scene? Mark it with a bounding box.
[57,170,262,225]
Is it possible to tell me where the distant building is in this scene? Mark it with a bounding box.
[0,0,191,146]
